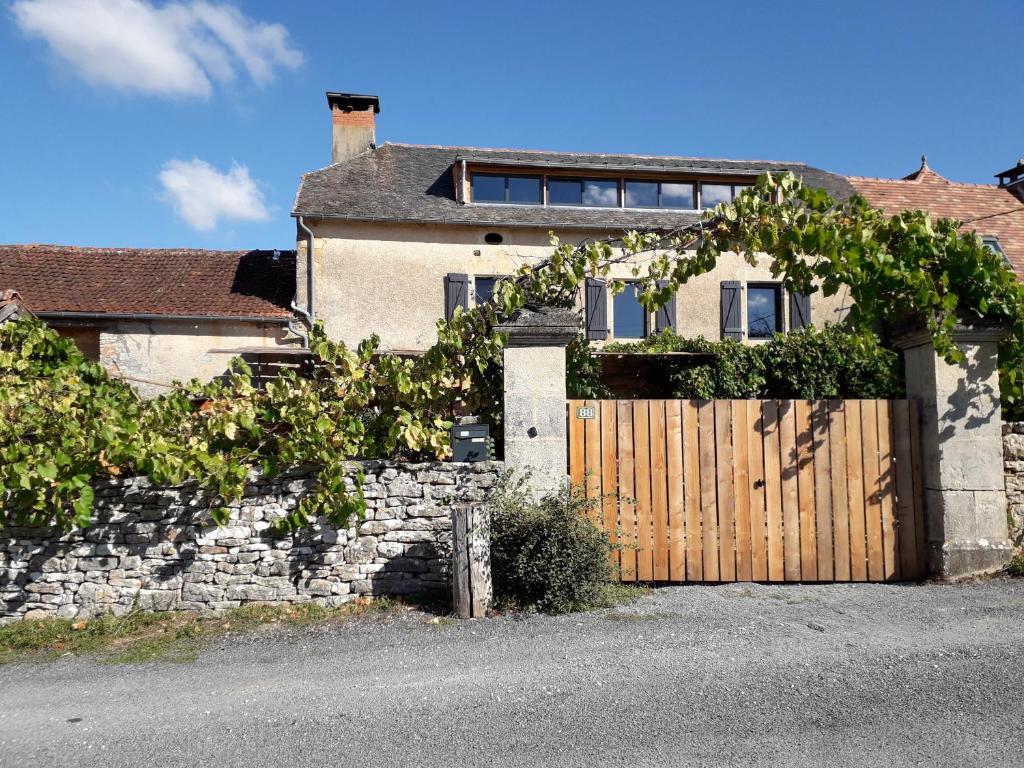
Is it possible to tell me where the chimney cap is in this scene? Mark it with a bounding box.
[326,91,380,113]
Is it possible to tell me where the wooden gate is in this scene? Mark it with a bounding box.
[568,399,927,583]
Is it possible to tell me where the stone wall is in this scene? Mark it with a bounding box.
[1003,424,1024,547]
[1,461,501,620]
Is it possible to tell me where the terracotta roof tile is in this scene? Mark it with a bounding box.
[0,245,296,319]
[847,160,1024,276]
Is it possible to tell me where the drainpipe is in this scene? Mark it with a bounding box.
[290,215,316,347]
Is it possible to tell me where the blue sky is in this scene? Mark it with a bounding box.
[1,0,1022,251]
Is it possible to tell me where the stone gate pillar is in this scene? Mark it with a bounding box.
[494,305,578,498]
[893,321,1013,578]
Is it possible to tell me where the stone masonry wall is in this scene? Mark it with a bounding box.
[1003,425,1024,548]
[1,461,501,620]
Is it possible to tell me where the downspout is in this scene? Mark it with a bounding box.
[289,215,316,347]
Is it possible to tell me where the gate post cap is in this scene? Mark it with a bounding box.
[494,305,579,347]
[889,314,1010,350]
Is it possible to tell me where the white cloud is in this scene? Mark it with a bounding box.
[11,0,302,99]
[158,158,270,231]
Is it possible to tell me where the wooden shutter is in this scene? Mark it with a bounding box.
[585,278,608,341]
[654,279,676,334]
[789,291,811,331]
[720,281,744,340]
[444,273,469,320]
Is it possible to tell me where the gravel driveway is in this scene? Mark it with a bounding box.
[1,580,1022,768]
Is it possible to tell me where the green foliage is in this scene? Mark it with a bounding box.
[1007,549,1024,578]
[489,477,614,614]
[6,169,1024,532]
[606,326,902,399]
[566,333,610,399]
[0,601,401,665]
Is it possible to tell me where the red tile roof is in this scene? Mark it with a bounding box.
[847,158,1024,275]
[0,244,296,319]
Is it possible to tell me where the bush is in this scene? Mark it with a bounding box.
[602,325,903,400]
[489,478,614,614]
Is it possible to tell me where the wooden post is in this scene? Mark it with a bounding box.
[451,503,492,618]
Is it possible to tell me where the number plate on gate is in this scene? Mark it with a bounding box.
[576,406,596,420]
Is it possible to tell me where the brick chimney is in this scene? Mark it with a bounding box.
[327,92,380,165]
[995,158,1024,202]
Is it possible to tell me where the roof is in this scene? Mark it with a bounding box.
[847,157,1024,275]
[293,143,856,230]
[0,245,296,320]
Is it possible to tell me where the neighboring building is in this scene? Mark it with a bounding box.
[847,156,1024,275]
[292,92,857,351]
[0,244,298,395]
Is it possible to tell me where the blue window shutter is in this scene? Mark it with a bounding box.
[444,273,469,320]
[654,279,676,334]
[789,291,811,331]
[585,278,608,340]
[720,281,743,340]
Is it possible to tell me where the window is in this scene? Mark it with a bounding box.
[661,182,695,209]
[746,284,782,339]
[508,176,542,204]
[548,178,619,207]
[474,276,497,305]
[583,179,619,207]
[548,178,583,205]
[613,283,647,338]
[983,237,1008,262]
[624,181,659,208]
[624,181,695,209]
[471,174,542,204]
[469,170,746,210]
[700,182,753,209]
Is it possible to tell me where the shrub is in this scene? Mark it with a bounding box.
[489,477,613,614]
[602,325,902,400]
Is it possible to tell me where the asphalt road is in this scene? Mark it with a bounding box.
[1,579,1023,768]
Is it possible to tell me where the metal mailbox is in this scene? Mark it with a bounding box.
[451,423,489,462]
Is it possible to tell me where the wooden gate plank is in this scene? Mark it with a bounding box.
[795,400,818,582]
[666,401,686,582]
[779,400,801,581]
[633,401,654,582]
[616,401,637,582]
[600,401,620,574]
[762,400,785,582]
[569,400,585,489]
[811,401,834,581]
[845,400,868,581]
[683,400,703,581]
[909,399,927,574]
[877,401,899,581]
[732,401,753,582]
[892,400,918,579]
[747,400,768,581]
[698,400,720,581]
[861,400,885,581]
[650,401,670,581]
[584,399,602,524]
[828,401,851,581]
[715,400,737,582]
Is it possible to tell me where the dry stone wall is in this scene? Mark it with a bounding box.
[1,461,501,620]
[1003,424,1024,547]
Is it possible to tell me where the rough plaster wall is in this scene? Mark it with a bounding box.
[99,319,296,396]
[305,219,852,350]
[1,461,502,620]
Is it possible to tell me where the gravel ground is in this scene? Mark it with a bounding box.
[1,579,1022,768]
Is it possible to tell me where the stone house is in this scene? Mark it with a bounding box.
[847,156,1024,273]
[291,92,858,352]
[0,244,299,395]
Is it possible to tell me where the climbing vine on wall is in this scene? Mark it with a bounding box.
[4,171,1024,531]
